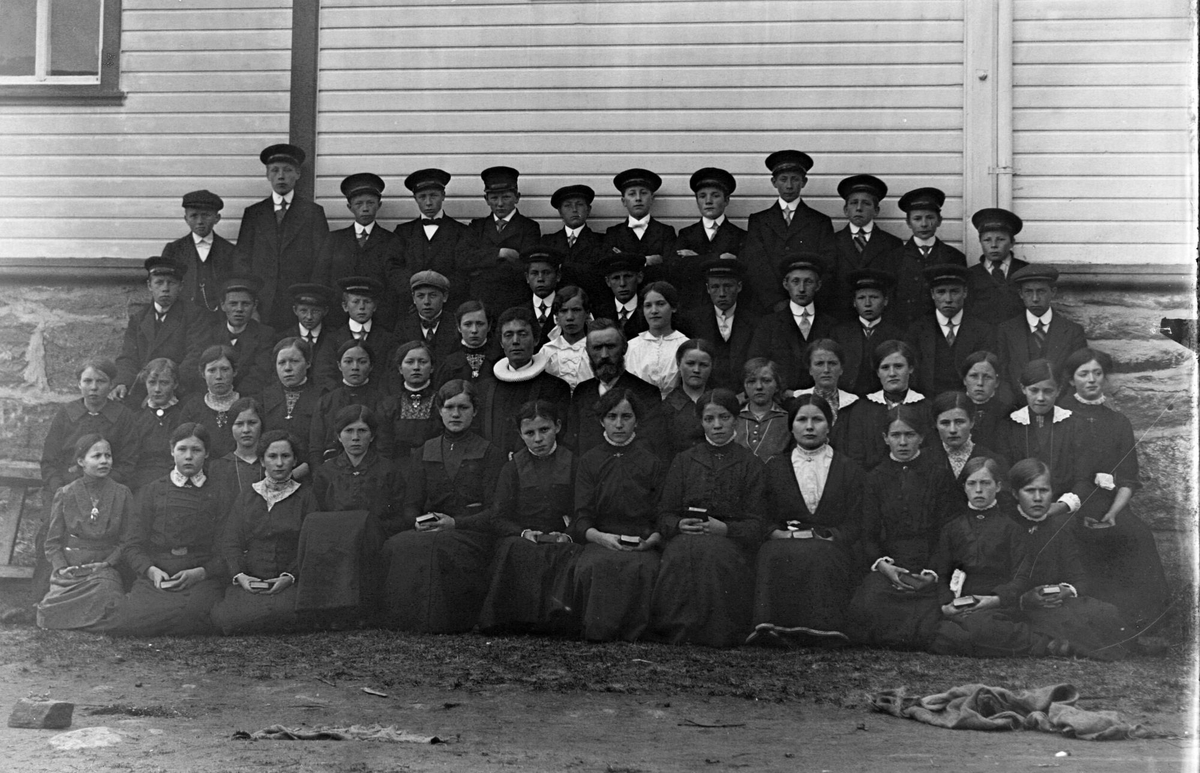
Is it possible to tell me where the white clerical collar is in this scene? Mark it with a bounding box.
[850,223,874,235]
[627,215,650,228]
[936,310,964,327]
[1026,309,1053,330]
[494,352,550,382]
[789,301,815,317]
[859,316,880,329]
[299,323,321,337]
[356,222,374,236]
[495,211,516,224]
[170,469,206,488]
[273,191,294,206]
[913,236,936,248]
[349,319,372,334]
[702,215,725,230]
[778,198,798,212]
[565,225,583,239]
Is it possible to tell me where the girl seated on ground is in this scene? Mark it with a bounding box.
[36,434,133,632]
[734,358,791,461]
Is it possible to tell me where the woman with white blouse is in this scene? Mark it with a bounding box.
[624,281,689,398]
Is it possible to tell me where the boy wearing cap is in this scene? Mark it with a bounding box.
[600,252,649,341]
[521,247,563,350]
[399,270,458,362]
[160,190,237,319]
[747,254,837,394]
[602,168,676,284]
[893,187,966,271]
[668,167,746,314]
[904,264,997,397]
[276,282,338,369]
[388,168,470,314]
[543,184,607,304]
[680,258,760,390]
[184,276,277,396]
[315,173,403,330]
[995,265,1087,398]
[314,276,400,392]
[831,269,905,395]
[234,144,329,330]
[830,174,905,322]
[465,166,541,314]
[113,257,206,405]
[965,207,1029,325]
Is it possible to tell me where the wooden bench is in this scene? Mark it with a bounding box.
[0,461,41,580]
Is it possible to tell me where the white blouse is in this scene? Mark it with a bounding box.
[539,331,593,390]
[624,330,689,398]
[791,444,834,514]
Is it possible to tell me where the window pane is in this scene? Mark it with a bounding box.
[50,0,103,76]
[0,0,37,77]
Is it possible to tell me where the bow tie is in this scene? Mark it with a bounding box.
[421,319,438,331]
[422,217,442,224]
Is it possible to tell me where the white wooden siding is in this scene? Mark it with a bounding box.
[1011,0,1196,265]
[315,0,968,247]
[0,0,293,260]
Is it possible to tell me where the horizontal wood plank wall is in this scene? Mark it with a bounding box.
[316,0,967,247]
[1010,0,1196,265]
[0,0,293,260]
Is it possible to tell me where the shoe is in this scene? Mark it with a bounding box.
[745,623,788,648]
[1047,638,1073,657]
[774,625,851,648]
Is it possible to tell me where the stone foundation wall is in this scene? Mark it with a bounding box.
[0,273,1195,589]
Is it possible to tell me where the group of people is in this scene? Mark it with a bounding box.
[29,144,1170,657]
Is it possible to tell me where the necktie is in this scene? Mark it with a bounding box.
[708,224,718,241]
[496,219,508,234]
[1033,321,1046,353]
[422,320,436,343]
[567,233,577,249]
[990,262,1005,282]
[863,324,874,339]
[537,303,549,325]
[799,310,812,338]
[853,231,867,254]
[275,199,288,225]
[304,333,315,345]
[619,308,629,324]
[354,329,365,341]
[783,208,793,226]
[919,245,932,260]
[357,229,368,247]
[155,311,166,325]
[946,321,957,347]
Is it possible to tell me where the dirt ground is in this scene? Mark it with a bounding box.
[0,626,1194,773]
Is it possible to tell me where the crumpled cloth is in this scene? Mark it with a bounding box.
[234,724,443,743]
[871,683,1155,740]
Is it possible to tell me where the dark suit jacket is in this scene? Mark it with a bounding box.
[116,302,207,395]
[602,218,677,284]
[542,226,608,305]
[464,211,542,313]
[273,324,337,375]
[233,196,329,329]
[996,312,1088,398]
[396,311,459,363]
[160,232,237,318]
[388,216,471,311]
[600,300,649,341]
[680,304,761,390]
[762,450,865,548]
[905,314,997,397]
[965,258,1029,326]
[183,317,277,397]
[886,238,968,320]
[831,317,907,395]
[477,370,573,457]
[313,224,403,329]
[747,308,837,391]
[569,371,667,461]
[313,322,401,393]
[667,219,747,313]
[741,200,837,313]
[830,225,907,322]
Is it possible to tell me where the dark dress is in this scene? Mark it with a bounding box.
[846,451,963,648]
[650,441,765,648]
[966,395,1011,452]
[377,386,440,466]
[306,380,390,470]
[478,446,582,634]
[36,477,132,631]
[107,476,227,637]
[1000,406,1078,496]
[129,401,187,492]
[752,448,864,640]
[178,393,240,460]
[843,391,932,472]
[661,387,705,461]
[433,342,501,391]
[207,451,264,514]
[312,450,401,530]
[258,380,325,454]
[380,431,505,633]
[211,483,319,635]
[570,439,664,642]
[1060,394,1169,635]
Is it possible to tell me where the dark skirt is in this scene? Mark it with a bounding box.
[573,543,660,642]
[752,538,854,635]
[846,572,944,650]
[293,510,386,623]
[106,577,223,637]
[1073,510,1170,634]
[1023,597,1131,661]
[478,536,583,634]
[36,565,124,631]
[210,585,301,635]
[927,608,1044,658]
[650,535,753,648]
[380,529,494,633]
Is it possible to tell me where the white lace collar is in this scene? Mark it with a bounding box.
[866,389,925,406]
[1009,405,1072,426]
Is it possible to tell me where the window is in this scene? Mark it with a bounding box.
[0,0,123,104]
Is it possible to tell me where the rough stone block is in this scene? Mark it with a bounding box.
[8,699,74,729]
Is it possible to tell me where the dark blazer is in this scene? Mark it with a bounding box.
[464,211,542,314]
[667,219,747,312]
[388,216,471,311]
[995,312,1088,398]
[569,371,667,461]
[183,317,277,397]
[680,304,761,390]
[233,196,329,329]
[313,224,403,329]
[830,317,906,396]
[272,323,337,375]
[762,450,865,548]
[396,311,460,363]
[747,308,837,391]
[965,257,1029,326]
[116,302,207,394]
[542,226,608,305]
[160,232,238,318]
[602,218,677,284]
[905,313,997,397]
[886,238,968,321]
[312,322,401,393]
[741,200,837,313]
[829,225,906,320]
[599,300,649,341]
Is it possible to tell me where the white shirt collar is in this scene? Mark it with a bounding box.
[858,316,880,329]
[936,310,964,327]
[355,222,374,236]
[702,215,726,230]
[153,302,171,316]
[170,469,207,488]
[850,223,874,235]
[495,211,516,224]
[227,321,246,335]
[298,323,321,337]
[792,443,834,464]
[913,236,936,248]
[716,304,736,320]
[565,224,583,238]
[534,292,556,311]
[617,297,638,312]
[988,255,1012,271]
[627,215,650,228]
[789,301,815,317]
[192,233,212,246]
[778,197,798,212]
[1026,308,1054,329]
[423,210,445,221]
[349,319,372,333]
[272,191,294,207]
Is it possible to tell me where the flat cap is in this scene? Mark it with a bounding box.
[181,190,224,211]
[340,172,385,200]
[972,207,1023,236]
[409,270,450,293]
[921,263,970,287]
[689,167,736,195]
[699,257,745,279]
[405,168,451,193]
[259,143,306,167]
[550,184,595,209]
[846,268,895,292]
[779,252,827,277]
[1010,264,1060,285]
[287,282,336,308]
[481,166,520,193]
[897,187,946,213]
[765,150,814,175]
[837,174,888,202]
[220,275,264,297]
[613,168,662,193]
[337,275,385,298]
[144,256,187,279]
[599,251,647,275]
[520,246,564,269]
